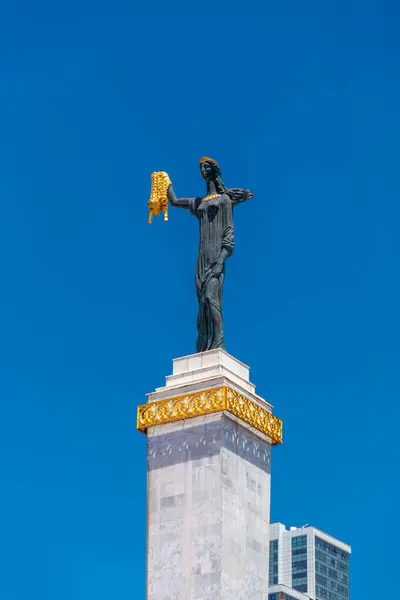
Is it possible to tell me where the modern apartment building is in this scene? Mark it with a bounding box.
[268,523,351,600]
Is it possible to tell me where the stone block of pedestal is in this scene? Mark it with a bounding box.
[137,350,282,600]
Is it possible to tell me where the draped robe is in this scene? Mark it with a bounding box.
[188,194,234,351]
[170,186,253,352]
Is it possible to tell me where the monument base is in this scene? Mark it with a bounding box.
[138,350,282,600]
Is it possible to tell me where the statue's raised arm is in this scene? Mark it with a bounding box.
[168,187,196,210]
[147,156,254,352]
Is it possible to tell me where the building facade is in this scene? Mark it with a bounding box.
[268,523,351,600]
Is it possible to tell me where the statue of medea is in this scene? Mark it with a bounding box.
[148,157,254,353]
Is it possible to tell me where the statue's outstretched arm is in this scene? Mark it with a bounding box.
[168,186,194,209]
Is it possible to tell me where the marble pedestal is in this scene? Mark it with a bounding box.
[137,350,282,600]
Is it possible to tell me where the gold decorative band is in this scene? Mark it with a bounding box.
[137,386,282,445]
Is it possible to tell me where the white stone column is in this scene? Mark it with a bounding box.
[138,350,282,600]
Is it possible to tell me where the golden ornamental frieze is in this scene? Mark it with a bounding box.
[137,386,282,446]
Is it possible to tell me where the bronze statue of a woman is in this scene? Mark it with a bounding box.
[148,157,254,353]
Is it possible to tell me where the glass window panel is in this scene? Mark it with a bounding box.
[328,568,338,579]
[292,535,307,548]
[292,571,307,580]
[315,537,349,561]
[292,559,307,570]
[292,547,307,556]
[316,584,328,599]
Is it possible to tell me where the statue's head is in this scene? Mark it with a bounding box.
[200,156,221,182]
[199,156,255,204]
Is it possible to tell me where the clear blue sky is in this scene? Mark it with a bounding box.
[0,2,398,598]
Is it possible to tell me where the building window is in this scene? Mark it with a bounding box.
[293,572,307,580]
[315,537,349,561]
[315,538,350,600]
[292,559,307,572]
[316,574,328,587]
[316,584,328,599]
[292,535,307,548]
[292,547,307,556]
[316,550,327,563]
[292,535,307,592]
[269,539,279,586]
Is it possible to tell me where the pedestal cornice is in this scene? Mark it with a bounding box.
[137,385,282,445]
